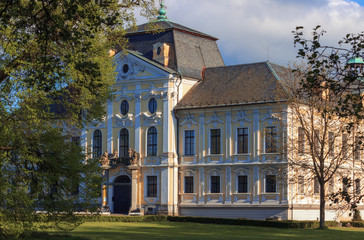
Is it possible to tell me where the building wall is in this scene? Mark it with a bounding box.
[83,51,364,220]
[176,105,289,219]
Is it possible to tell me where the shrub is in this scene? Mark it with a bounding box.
[166,216,338,229]
[81,215,167,222]
[353,209,362,222]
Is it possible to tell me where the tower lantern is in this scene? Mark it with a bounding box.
[348,57,364,74]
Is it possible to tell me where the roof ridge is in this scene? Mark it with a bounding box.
[205,61,267,70]
[265,61,291,99]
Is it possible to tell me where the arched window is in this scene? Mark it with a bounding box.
[148,98,157,114]
[114,175,131,184]
[93,129,102,158]
[120,100,129,115]
[119,128,129,158]
[147,127,157,156]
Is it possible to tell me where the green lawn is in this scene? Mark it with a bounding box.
[27,222,364,240]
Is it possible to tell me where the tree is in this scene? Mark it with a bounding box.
[0,0,157,238]
[290,26,364,229]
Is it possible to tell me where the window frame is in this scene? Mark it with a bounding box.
[210,128,221,155]
[265,174,277,193]
[147,126,158,156]
[313,177,320,194]
[298,127,305,154]
[237,127,249,154]
[237,175,248,193]
[329,131,335,157]
[298,175,305,194]
[147,175,158,197]
[184,176,194,193]
[342,133,348,157]
[93,129,102,159]
[210,175,221,193]
[119,128,129,158]
[265,126,278,153]
[120,100,129,116]
[148,98,157,114]
[184,130,195,156]
[355,178,361,195]
[355,136,361,161]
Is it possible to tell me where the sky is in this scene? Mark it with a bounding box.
[135,0,364,67]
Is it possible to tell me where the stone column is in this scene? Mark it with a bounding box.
[129,165,140,211]
[101,166,111,212]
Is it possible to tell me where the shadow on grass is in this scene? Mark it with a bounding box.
[27,222,364,240]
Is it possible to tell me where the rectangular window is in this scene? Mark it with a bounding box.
[314,130,320,155]
[147,176,157,197]
[342,134,348,157]
[343,178,348,193]
[298,175,304,194]
[329,132,335,157]
[210,129,221,154]
[184,130,195,156]
[72,136,80,146]
[314,177,320,194]
[298,127,305,154]
[355,137,361,161]
[237,128,248,154]
[210,176,220,193]
[265,126,278,153]
[265,175,276,193]
[328,178,334,194]
[355,179,361,195]
[238,175,248,193]
[184,176,194,193]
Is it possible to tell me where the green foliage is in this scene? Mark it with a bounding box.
[0,0,157,238]
[292,25,363,230]
[73,215,339,229]
[81,215,168,222]
[353,209,362,222]
[341,221,364,228]
[292,26,363,119]
[167,216,338,229]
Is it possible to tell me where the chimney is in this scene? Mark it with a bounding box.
[153,42,171,67]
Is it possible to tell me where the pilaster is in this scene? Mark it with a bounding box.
[134,84,141,153]
[225,166,232,204]
[253,166,260,203]
[107,100,113,153]
[198,166,205,204]
[253,110,260,161]
[199,113,205,163]
[226,111,232,162]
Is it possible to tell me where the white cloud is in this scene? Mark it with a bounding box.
[135,0,364,66]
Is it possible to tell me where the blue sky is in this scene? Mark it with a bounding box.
[136,0,364,66]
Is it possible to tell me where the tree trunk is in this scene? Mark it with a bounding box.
[319,182,325,229]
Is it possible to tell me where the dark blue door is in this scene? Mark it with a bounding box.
[113,175,131,214]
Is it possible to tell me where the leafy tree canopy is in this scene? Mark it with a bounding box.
[0,0,157,238]
[292,26,363,120]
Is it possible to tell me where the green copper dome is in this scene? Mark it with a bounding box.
[348,57,364,64]
[157,1,167,21]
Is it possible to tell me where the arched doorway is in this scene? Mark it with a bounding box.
[113,175,131,214]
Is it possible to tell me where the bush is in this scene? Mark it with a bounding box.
[353,209,362,221]
[341,221,364,228]
[78,214,340,229]
[81,215,168,222]
[166,216,338,229]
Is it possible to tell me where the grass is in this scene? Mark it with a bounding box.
[26,221,364,240]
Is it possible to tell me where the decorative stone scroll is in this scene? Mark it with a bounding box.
[142,112,162,126]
